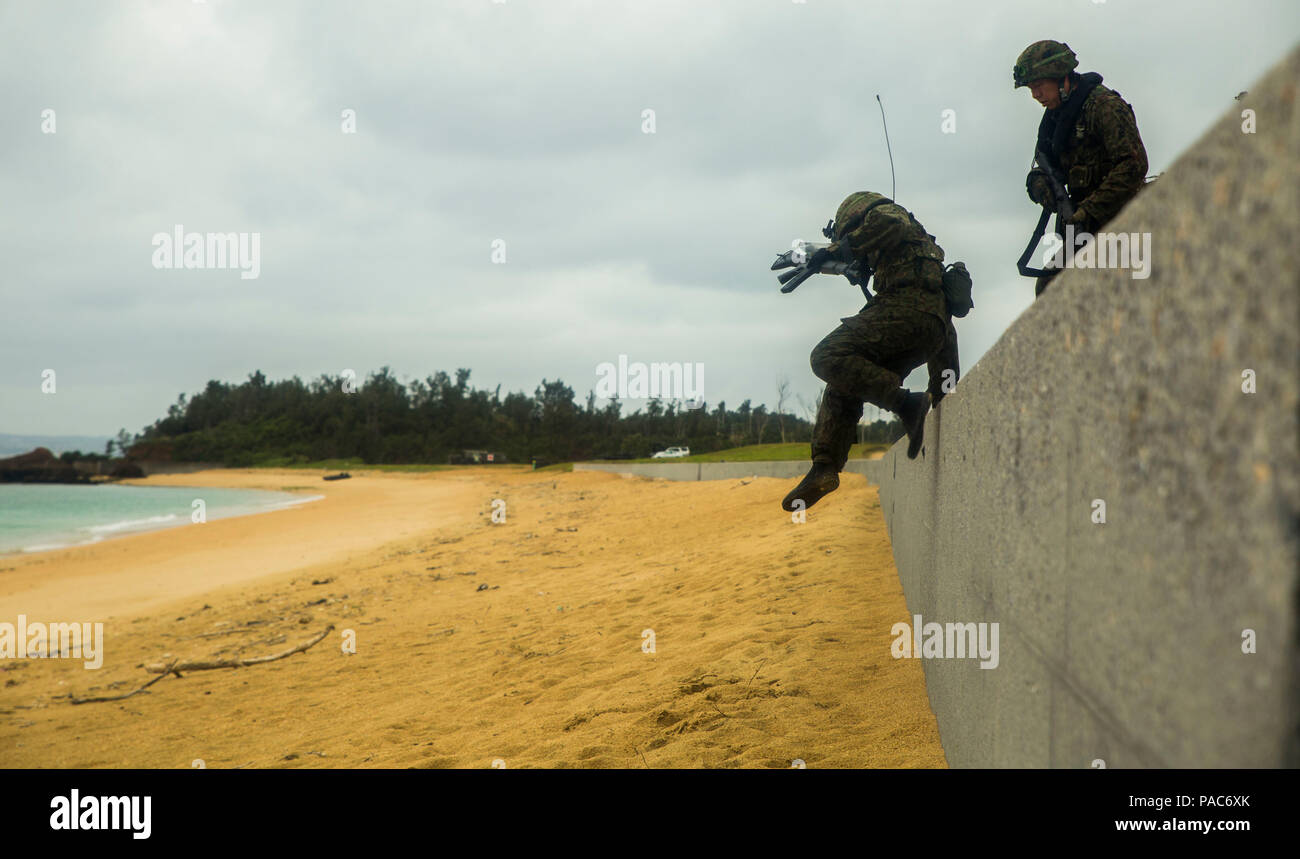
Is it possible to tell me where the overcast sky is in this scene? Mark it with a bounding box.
[3,0,1296,438]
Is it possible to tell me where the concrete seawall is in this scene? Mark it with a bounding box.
[574,459,883,482]
[873,47,1299,767]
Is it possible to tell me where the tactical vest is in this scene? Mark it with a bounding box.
[1060,84,1138,204]
[836,198,944,293]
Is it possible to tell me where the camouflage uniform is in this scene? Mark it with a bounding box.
[1015,41,1148,296]
[1053,82,1148,231]
[808,194,958,471]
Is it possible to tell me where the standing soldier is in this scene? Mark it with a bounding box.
[1015,40,1148,296]
[781,192,961,513]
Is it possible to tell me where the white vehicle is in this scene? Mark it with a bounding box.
[651,446,691,459]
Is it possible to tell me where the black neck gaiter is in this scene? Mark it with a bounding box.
[1036,72,1103,171]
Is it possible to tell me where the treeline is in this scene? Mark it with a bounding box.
[114,368,903,466]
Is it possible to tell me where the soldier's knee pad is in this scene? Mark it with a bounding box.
[809,345,836,383]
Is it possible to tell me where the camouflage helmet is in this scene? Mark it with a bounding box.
[1013,40,1078,88]
[832,191,890,240]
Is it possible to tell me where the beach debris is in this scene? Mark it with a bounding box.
[322,472,350,481]
[69,661,177,705]
[178,624,264,641]
[249,635,288,648]
[311,577,334,585]
[143,625,333,674]
[555,526,579,532]
[476,583,489,592]
[631,746,650,768]
[744,659,768,700]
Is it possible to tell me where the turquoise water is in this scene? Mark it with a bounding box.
[0,484,323,554]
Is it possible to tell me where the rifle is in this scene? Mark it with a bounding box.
[771,243,865,293]
[772,222,871,296]
[1016,147,1076,278]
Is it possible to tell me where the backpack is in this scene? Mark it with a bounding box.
[941,262,974,317]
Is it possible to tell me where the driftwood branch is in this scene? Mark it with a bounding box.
[143,624,335,674]
[69,625,335,705]
[70,661,178,705]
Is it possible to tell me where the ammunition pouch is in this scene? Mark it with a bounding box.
[941,262,974,318]
[1067,163,1095,191]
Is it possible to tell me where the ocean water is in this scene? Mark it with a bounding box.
[0,484,323,554]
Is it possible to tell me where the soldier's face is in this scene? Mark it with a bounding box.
[1028,79,1062,109]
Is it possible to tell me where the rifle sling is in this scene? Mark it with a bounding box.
[1016,206,1054,278]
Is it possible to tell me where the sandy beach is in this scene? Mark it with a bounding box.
[0,466,945,768]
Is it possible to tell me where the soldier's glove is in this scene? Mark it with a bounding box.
[1026,168,1056,207]
[804,246,834,272]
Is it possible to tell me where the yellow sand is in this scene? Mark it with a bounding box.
[0,467,946,768]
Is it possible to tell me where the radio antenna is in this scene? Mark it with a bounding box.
[876,94,895,200]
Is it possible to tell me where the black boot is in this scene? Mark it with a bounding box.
[781,462,840,512]
[897,391,931,460]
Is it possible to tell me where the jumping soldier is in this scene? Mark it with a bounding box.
[782,192,960,512]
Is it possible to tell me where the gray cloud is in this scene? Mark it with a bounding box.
[2,0,1296,436]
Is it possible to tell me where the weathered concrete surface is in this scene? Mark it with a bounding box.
[876,47,1299,767]
[575,458,882,482]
